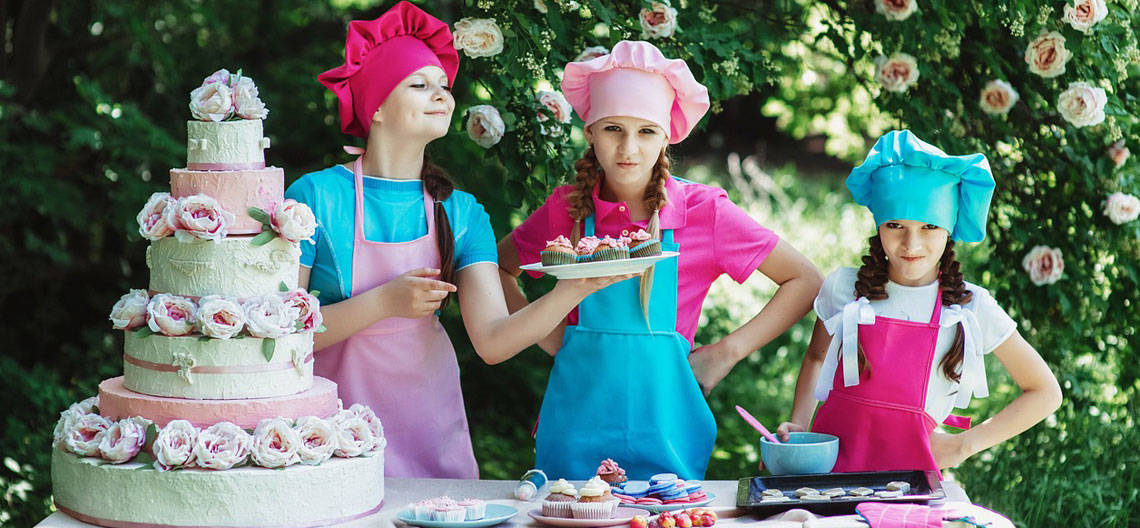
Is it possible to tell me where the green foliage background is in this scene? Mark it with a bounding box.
[2,1,1138,526]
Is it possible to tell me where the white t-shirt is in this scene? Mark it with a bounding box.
[813,267,1017,424]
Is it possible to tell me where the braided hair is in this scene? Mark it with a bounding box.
[421,159,457,310]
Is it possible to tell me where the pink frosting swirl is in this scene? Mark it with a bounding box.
[629,229,654,243]
[544,235,574,252]
[598,235,629,249]
[576,236,601,255]
[596,458,626,478]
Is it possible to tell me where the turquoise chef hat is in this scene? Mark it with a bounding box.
[846,130,995,242]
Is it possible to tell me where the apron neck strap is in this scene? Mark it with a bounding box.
[350,148,436,243]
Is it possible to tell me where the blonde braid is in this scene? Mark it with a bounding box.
[639,149,672,323]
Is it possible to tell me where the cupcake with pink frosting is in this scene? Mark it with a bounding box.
[541,235,577,266]
[575,236,602,263]
[593,235,630,261]
[457,498,486,520]
[596,458,627,486]
[629,228,661,258]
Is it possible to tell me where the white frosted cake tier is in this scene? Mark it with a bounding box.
[146,236,300,299]
[186,119,269,170]
[52,449,384,528]
[122,331,313,400]
[98,376,339,429]
[170,167,284,235]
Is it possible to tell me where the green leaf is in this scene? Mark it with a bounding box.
[134,326,155,338]
[133,451,155,468]
[315,324,327,334]
[261,338,275,362]
[198,335,211,342]
[144,423,158,452]
[247,207,272,226]
[279,281,289,292]
[250,230,276,247]
[309,290,320,298]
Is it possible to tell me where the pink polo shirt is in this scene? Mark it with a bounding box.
[510,177,779,344]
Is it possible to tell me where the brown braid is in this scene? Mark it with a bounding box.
[849,236,973,381]
[421,159,456,311]
[567,146,602,241]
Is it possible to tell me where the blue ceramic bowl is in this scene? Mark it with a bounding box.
[760,432,839,475]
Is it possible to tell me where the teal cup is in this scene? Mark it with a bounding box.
[760,432,839,475]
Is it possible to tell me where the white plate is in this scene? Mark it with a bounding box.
[397,504,518,527]
[623,492,716,513]
[520,252,678,279]
[528,506,650,526]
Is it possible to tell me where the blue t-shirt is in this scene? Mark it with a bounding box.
[285,165,498,305]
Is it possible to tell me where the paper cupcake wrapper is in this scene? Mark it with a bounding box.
[571,501,614,519]
[463,503,487,521]
[541,250,577,266]
[433,509,467,522]
[542,500,574,518]
[630,240,662,258]
[576,253,595,263]
[591,247,630,261]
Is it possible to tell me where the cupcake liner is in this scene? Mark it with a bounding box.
[541,250,577,266]
[591,247,629,261]
[542,500,574,518]
[463,502,486,521]
[576,253,594,263]
[413,504,434,520]
[630,240,661,258]
[571,501,614,520]
[433,508,466,522]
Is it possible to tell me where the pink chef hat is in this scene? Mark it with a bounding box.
[318,1,460,138]
[561,40,709,144]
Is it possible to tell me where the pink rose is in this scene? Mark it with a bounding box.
[874,53,919,93]
[233,77,269,120]
[166,194,235,243]
[196,295,245,339]
[98,417,149,464]
[1104,192,1140,225]
[109,289,149,330]
[243,294,298,339]
[193,422,251,470]
[874,0,918,21]
[147,293,198,337]
[1108,140,1130,169]
[1021,245,1064,286]
[348,403,387,452]
[979,80,1019,116]
[639,2,679,39]
[153,419,199,471]
[465,105,506,149]
[64,413,112,457]
[331,410,375,458]
[1057,82,1107,128]
[1063,0,1108,33]
[1025,31,1071,78]
[283,289,323,333]
[250,417,302,468]
[201,69,233,87]
[69,396,99,416]
[294,416,338,465]
[189,82,235,122]
[136,192,177,241]
[573,46,609,63]
[536,90,572,136]
[271,199,317,244]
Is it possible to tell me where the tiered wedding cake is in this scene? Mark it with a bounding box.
[50,70,385,527]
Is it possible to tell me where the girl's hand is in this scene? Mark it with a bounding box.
[375,268,457,319]
[757,421,808,472]
[929,431,972,469]
[689,337,749,395]
[552,273,639,300]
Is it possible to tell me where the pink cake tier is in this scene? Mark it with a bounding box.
[98,376,339,428]
[169,167,284,235]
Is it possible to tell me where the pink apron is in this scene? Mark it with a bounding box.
[811,288,962,473]
[314,155,479,478]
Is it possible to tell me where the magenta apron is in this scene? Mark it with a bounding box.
[811,288,966,473]
[314,155,478,478]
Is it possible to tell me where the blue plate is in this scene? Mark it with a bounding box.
[397,504,519,527]
[626,492,717,514]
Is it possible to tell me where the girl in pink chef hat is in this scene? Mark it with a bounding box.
[497,40,824,479]
[287,1,630,479]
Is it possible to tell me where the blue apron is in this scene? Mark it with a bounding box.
[534,215,716,480]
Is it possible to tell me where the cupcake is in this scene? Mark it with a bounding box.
[592,236,630,261]
[542,479,577,518]
[596,458,628,486]
[433,505,466,522]
[412,499,436,520]
[541,235,577,266]
[572,479,615,519]
[575,236,601,263]
[629,229,661,258]
[457,498,486,520]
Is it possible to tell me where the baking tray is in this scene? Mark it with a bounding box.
[735,470,944,516]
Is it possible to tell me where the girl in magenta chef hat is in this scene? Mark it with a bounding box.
[498,40,824,479]
[287,1,629,478]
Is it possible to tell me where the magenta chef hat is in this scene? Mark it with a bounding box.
[318,1,459,138]
[561,40,709,144]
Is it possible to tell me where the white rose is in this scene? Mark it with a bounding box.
[147,293,198,337]
[453,18,504,58]
[271,199,317,244]
[98,417,149,464]
[69,396,100,415]
[465,105,506,149]
[250,417,302,468]
[189,82,235,122]
[639,2,679,39]
[875,0,918,21]
[197,295,245,339]
[136,192,176,241]
[166,194,235,243]
[193,421,252,470]
[1104,192,1140,225]
[283,289,322,333]
[1021,245,1065,286]
[534,0,548,13]
[978,80,1019,116]
[1063,0,1108,33]
[1057,81,1107,128]
[153,419,199,471]
[294,416,338,465]
[573,46,609,63]
[201,69,232,87]
[348,403,387,452]
[1108,140,1130,169]
[109,289,149,331]
[332,411,374,458]
[233,77,269,120]
[1025,31,1071,78]
[64,413,112,457]
[53,408,84,450]
[874,53,920,93]
[243,294,299,339]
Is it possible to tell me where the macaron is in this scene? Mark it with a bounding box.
[683,482,703,494]
[650,473,678,485]
[622,482,651,498]
[635,497,663,505]
[646,481,676,495]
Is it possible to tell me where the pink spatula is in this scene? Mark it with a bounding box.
[735,405,781,444]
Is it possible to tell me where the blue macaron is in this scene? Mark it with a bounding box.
[649,473,678,485]
[646,481,676,495]
[683,481,703,494]
[621,481,651,498]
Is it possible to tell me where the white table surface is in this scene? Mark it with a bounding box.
[36,478,1013,528]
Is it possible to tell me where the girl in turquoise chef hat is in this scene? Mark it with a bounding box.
[770,130,1061,474]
